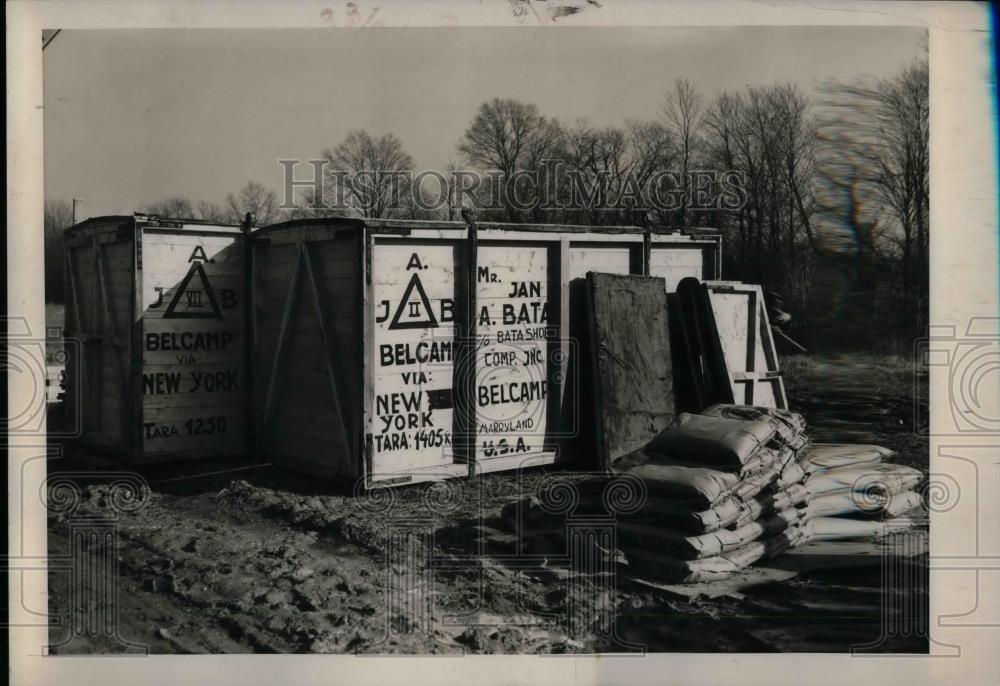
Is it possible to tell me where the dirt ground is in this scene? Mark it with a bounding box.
[46,353,929,654]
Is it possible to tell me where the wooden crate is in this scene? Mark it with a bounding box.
[63,215,247,462]
[251,218,718,488]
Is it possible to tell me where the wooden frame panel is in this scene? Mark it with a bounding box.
[94,236,130,449]
[63,223,131,449]
[302,240,352,467]
[672,279,788,412]
[672,277,735,413]
[649,244,707,293]
[703,281,787,408]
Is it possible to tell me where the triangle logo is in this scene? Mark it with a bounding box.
[163,262,223,319]
[388,273,438,330]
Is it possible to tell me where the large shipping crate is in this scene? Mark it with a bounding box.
[63,215,247,462]
[250,218,718,488]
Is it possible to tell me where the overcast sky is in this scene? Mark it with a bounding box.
[43,26,925,218]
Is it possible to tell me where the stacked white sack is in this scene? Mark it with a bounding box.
[619,410,811,583]
[797,443,926,541]
[499,406,926,584]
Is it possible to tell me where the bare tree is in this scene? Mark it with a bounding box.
[772,84,818,253]
[144,196,194,218]
[703,91,749,249]
[399,177,443,221]
[663,78,704,227]
[565,121,630,224]
[563,120,674,225]
[226,181,280,226]
[627,120,676,190]
[442,157,463,221]
[697,83,820,346]
[814,59,928,349]
[874,60,929,314]
[323,130,414,219]
[196,201,230,223]
[460,98,542,178]
[45,198,74,231]
[458,98,565,221]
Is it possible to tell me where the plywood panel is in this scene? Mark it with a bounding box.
[140,231,245,456]
[254,234,359,477]
[587,273,675,471]
[97,240,132,449]
[267,430,347,472]
[568,244,633,281]
[649,248,704,292]
[474,244,553,463]
[256,304,356,336]
[261,267,321,416]
[371,242,459,475]
[62,224,136,451]
[142,232,241,247]
[139,408,245,453]
[98,253,133,272]
[69,245,97,333]
[98,396,123,422]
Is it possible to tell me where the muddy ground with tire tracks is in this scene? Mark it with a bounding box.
[46,354,929,654]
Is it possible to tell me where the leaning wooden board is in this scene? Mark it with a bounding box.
[586,273,676,472]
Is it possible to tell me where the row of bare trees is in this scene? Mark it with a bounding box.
[811,61,930,350]
[438,64,926,350]
[44,180,282,307]
[696,82,818,344]
[46,58,927,350]
[141,181,282,226]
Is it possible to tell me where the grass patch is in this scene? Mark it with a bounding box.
[781,352,928,471]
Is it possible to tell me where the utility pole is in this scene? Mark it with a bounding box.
[71,198,82,225]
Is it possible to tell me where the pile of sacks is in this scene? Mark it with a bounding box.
[618,404,925,583]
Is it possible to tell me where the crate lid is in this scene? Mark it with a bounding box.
[64,213,242,235]
[255,215,718,239]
